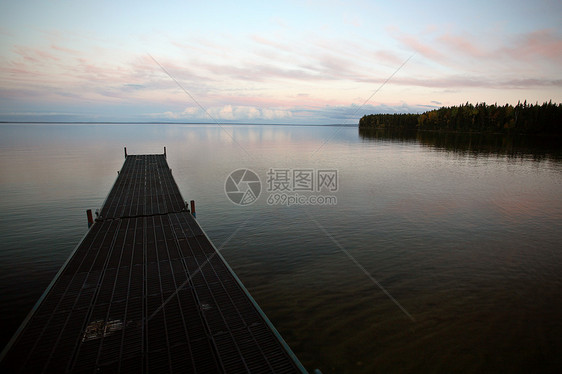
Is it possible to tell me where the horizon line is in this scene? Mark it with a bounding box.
[0,121,360,127]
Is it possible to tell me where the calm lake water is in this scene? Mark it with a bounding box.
[1,124,561,373]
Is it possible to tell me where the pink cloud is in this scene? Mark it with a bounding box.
[393,28,562,67]
[0,60,38,76]
[436,29,562,64]
[50,44,80,55]
[13,45,60,63]
[437,34,486,58]
[191,90,349,111]
[71,58,117,80]
[193,60,325,83]
[394,34,447,62]
[504,29,562,62]
[316,53,359,78]
[357,74,562,89]
[3,24,560,122]
[373,50,404,65]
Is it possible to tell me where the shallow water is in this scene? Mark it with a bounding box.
[1,124,561,373]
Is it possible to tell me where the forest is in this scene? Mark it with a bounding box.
[359,101,562,135]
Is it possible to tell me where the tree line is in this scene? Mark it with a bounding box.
[359,101,562,135]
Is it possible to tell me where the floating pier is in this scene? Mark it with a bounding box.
[1,149,306,373]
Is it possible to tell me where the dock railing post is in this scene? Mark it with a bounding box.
[86,209,94,228]
[164,146,167,159]
[190,200,196,218]
[124,147,127,158]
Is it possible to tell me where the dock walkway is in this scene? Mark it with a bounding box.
[1,151,306,373]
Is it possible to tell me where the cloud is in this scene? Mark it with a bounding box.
[2,21,561,124]
[383,27,562,94]
[262,108,292,119]
[50,44,80,55]
[160,105,292,122]
[122,84,146,91]
[394,33,447,63]
[502,29,562,62]
[387,75,562,89]
[13,45,60,63]
[392,27,562,67]
[195,61,324,83]
[221,103,415,123]
[437,34,486,58]
[373,50,404,65]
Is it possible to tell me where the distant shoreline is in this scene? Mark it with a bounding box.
[359,101,562,136]
[0,122,357,127]
[358,127,562,137]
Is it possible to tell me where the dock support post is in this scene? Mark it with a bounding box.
[86,209,94,228]
[164,147,167,159]
[124,147,127,158]
[190,200,196,218]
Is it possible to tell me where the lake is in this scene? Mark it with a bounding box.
[1,124,561,373]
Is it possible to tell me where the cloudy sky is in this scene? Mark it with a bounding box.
[1,0,561,124]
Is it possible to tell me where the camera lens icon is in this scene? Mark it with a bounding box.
[225,169,261,206]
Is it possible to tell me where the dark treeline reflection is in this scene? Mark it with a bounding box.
[359,128,562,161]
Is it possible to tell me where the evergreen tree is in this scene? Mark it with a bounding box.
[358,101,562,135]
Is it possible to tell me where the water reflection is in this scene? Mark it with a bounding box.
[359,128,562,161]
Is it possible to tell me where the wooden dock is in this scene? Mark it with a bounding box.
[1,151,306,373]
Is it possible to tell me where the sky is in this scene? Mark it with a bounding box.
[1,0,561,124]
